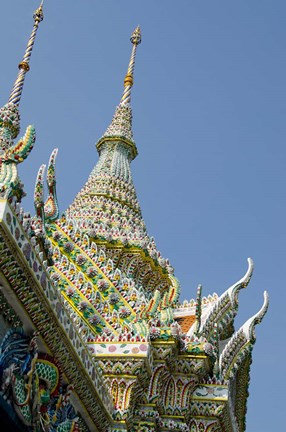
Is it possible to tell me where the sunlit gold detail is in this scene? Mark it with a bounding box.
[18,61,30,72]
[33,3,44,23]
[124,74,133,87]
[130,26,141,45]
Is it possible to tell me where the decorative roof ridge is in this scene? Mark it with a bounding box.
[219,291,269,382]
[195,258,254,339]
[33,148,59,237]
[225,257,253,306]
[44,148,59,221]
[219,327,248,382]
[34,162,46,223]
[175,293,219,312]
[241,290,269,341]
[0,199,113,428]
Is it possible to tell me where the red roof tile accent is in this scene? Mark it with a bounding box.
[175,315,196,334]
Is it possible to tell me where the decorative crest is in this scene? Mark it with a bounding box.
[219,291,269,383]
[242,290,269,342]
[34,148,60,223]
[44,148,59,221]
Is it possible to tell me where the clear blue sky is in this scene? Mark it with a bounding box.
[1,1,285,430]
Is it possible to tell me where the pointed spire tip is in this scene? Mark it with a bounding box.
[34,1,44,23]
[130,26,141,45]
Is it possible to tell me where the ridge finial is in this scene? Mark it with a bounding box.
[8,1,44,106]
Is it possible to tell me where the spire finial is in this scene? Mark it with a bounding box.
[97,26,142,154]
[120,26,141,106]
[8,2,44,106]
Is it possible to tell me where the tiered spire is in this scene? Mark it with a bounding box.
[66,25,176,307]
[67,27,146,244]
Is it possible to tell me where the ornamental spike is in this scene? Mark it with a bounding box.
[8,2,44,106]
[34,163,46,219]
[120,26,141,106]
[194,284,202,335]
[241,290,269,342]
[44,148,59,221]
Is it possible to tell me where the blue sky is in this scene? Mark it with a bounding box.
[1,1,285,430]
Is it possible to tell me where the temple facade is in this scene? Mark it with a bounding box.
[0,5,268,432]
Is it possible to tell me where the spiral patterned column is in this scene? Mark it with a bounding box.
[120,26,141,106]
[8,3,44,106]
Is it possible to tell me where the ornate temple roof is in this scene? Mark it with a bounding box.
[0,5,269,432]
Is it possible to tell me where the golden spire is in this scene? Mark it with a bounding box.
[8,2,44,106]
[120,26,141,106]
